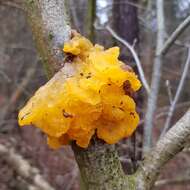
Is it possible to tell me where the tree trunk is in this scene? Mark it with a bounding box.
[72,137,132,190]
[85,0,96,42]
[24,0,71,78]
[113,0,139,45]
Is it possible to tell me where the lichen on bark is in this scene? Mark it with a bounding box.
[72,137,129,190]
[24,0,71,78]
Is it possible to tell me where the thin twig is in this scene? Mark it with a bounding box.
[0,69,12,83]
[105,25,150,94]
[143,0,165,153]
[161,48,190,136]
[155,176,190,188]
[139,101,190,126]
[159,15,190,55]
[157,101,190,113]
[0,0,23,10]
[140,15,190,50]
[0,61,37,127]
[165,80,173,105]
[165,32,190,49]
[0,143,54,190]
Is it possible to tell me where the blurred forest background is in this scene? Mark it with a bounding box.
[0,0,190,189]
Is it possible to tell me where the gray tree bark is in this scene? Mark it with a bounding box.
[24,0,71,78]
[72,137,130,190]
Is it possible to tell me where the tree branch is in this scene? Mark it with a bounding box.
[155,176,190,188]
[106,25,150,94]
[0,0,23,9]
[165,80,173,105]
[143,0,165,153]
[0,142,54,190]
[159,15,190,56]
[24,0,71,78]
[0,61,37,128]
[161,47,190,136]
[137,109,190,189]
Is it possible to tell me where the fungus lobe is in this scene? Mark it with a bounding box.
[18,33,141,148]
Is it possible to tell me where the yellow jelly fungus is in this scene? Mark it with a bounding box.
[18,34,141,149]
